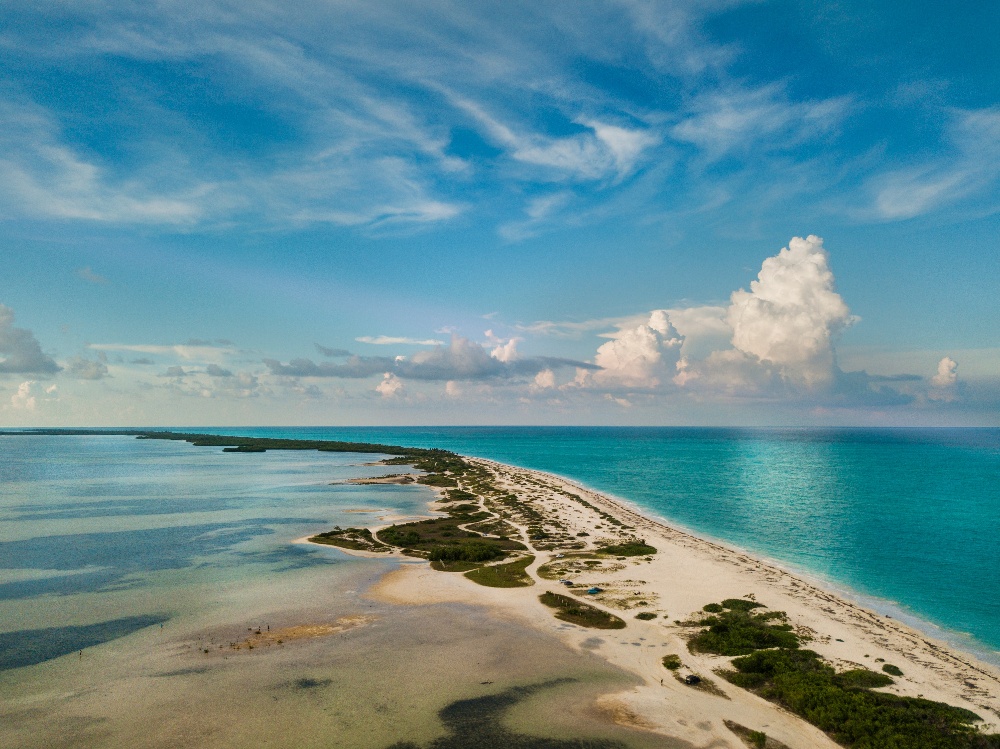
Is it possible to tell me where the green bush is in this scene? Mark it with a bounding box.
[634,611,657,620]
[597,540,657,556]
[464,556,534,588]
[720,598,765,612]
[702,603,724,613]
[882,663,904,677]
[661,654,682,670]
[688,608,799,656]
[538,592,626,629]
[837,669,895,690]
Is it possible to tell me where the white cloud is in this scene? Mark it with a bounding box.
[448,93,657,182]
[671,85,850,159]
[532,369,556,390]
[868,108,1000,220]
[10,381,37,410]
[0,100,206,224]
[88,342,234,362]
[488,334,521,363]
[356,335,446,346]
[929,356,959,402]
[590,309,684,388]
[0,304,60,374]
[499,191,573,240]
[376,372,404,398]
[727,235,855,388]
[66,356,110,380]
[518,314,649,339]
[931,356,958,389]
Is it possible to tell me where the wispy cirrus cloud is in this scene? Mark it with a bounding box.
[866,108,1000,220]
[87,342,235,362]
[671,84,852,159]
[356,335,446,346]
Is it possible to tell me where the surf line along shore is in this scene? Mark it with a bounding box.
[304,450,1000,749]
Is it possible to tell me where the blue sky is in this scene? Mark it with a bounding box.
[1,0,998,425]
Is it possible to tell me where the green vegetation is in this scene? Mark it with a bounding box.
[597,539,657,556]
[689,599,1000,748]
[428,542,507,563]
[723,720,789,749]
[538,592,626,629]
[464,556,535,588]
[634,611,657,620]
[721,598,765,612]
[308,527,390,553]
[375,505,525,561]
[724,648,999,748]
[430,560,482,572]
[882,663,904,677]
[661,654,682,670]
[417,473,458,487]
[688,602,798,655]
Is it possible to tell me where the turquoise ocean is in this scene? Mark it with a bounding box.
[2,426,998,673]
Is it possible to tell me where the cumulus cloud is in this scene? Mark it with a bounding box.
[533,369,556,390]
[931,356,958,389]
[590,310,684,388]
[205,364,233,377]
[66,356,109,380]
[0,304,60,375]
[486,331,521,363]
[929,356,959,402]
[10,381,37,410]
[375,373,404,398]
[727,235,855,388]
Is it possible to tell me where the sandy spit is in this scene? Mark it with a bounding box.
[320,456,1000,748]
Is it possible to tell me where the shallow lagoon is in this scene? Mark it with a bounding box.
[0,436,673,749]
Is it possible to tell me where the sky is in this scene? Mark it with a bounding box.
[1,0,998,426]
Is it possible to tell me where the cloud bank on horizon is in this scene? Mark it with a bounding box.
[0,236,983,425]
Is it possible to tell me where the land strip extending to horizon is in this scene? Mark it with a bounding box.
[5,428,1000,749]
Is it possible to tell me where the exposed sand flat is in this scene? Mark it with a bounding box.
[229,616,374,651]
[360,456,1000,748]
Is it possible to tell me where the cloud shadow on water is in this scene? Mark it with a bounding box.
[386,679,628,749]
[0,615,168,671]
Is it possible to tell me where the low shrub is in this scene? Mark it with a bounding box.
[538,592,626,629]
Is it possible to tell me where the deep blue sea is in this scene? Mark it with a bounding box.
[187,426,1000,659]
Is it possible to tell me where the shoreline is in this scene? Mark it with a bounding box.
[311,451,1000,746]
[491,459,1000,670]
